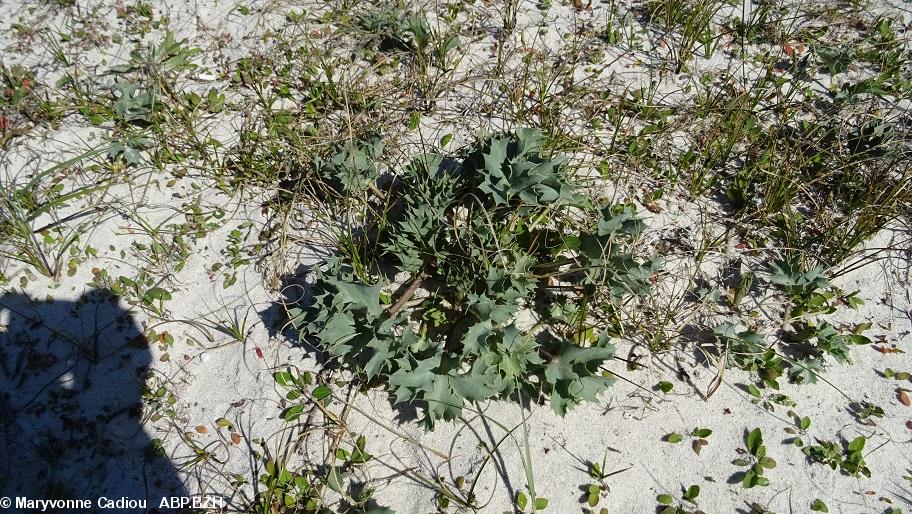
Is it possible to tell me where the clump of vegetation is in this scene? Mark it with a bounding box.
[803,436,871,478]
[289,128,658,428]
[713,269,872,389]
[656,485,702,514]
[732,428,776,488]
[4,0,911,511]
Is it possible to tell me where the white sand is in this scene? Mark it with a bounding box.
[1,1,910,513]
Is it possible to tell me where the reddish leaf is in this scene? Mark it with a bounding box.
[255,347,264,359]
[195,425,208,434]
[898,389,911,407]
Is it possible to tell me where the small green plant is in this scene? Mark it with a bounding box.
[788,320,872,376]
[732,428,775,488]
[849,401,885,425]
[515,489,548,513]
[109,30,200,76]
[273,368,331,421]
[334,434,373,465]
[663,428,712,455]
[816,45,853,75]
[656,484,702,514]
[269,370,391,513]
[582,450,628,508]
[716,315,873,387]
[208,307,252,343]
[312,137,384,194]
[803,436,871,478]
[0,63,64,146]
[713,324,779,385]
[143,378,178,423]
[112,82,153,123]
[811,498,829,512]
[249,452,321,513]
[356,5,434,58]
[883,368,912,381]
[728,270,754,308]
[783,411,812,447]
[744,383,797,412]
[140,286,173,317]
[107,134,151,165]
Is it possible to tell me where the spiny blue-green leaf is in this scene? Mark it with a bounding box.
[363,338,392,379]
[486,325,542,379]
[315,312,358,349]
[324,276,383,317]
[597,204,645,237]
[468,293,517,324]
[449,364,496,401]
[574,374,615,402]
[388,355,440,402]
[514,127,544,154]
[425,375,463,422]
[768,257,830,296]
[544,340,615,384]
[462,320,493,353]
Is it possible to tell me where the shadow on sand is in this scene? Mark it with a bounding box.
[0,289,187,513]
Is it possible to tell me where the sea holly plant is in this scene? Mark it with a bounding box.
[768,257,828,294]
[312,137,385,194]
[288,128,659,428]
[112,82,154,124]
[715,316,873,387]
[767,257,837,318]
[109,30,201,76]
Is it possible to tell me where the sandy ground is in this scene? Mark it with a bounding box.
[1,1,911,513]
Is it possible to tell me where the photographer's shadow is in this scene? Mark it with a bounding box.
[0,289,186,513]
